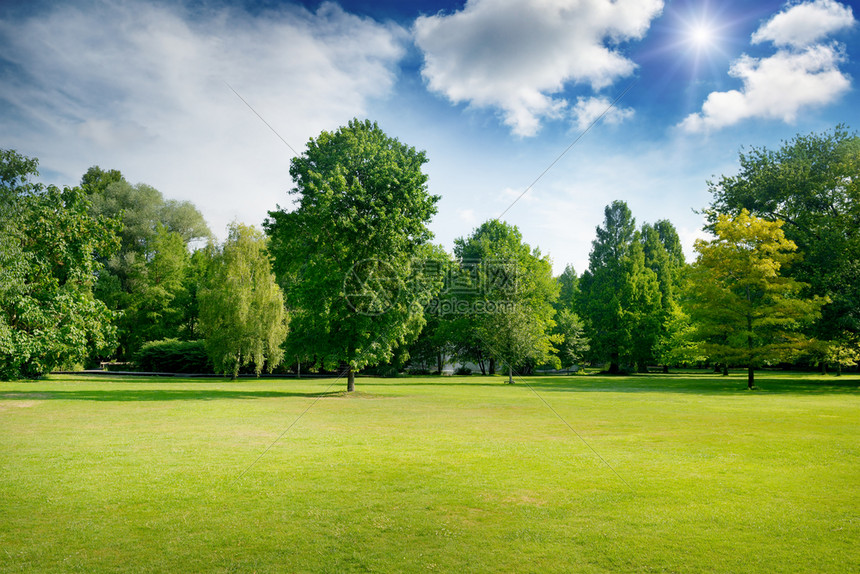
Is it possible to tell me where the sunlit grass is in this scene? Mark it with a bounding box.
[1,372,857,572]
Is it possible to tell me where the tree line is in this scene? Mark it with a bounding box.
[2,122,857,387]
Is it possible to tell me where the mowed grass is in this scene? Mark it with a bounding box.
[1,373,857,573]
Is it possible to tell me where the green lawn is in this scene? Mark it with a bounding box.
[1,372,858,573]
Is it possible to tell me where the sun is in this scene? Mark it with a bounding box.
[690,24,715,48]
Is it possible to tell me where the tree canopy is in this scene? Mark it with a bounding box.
[453,219,559,382]
[265,119,440,391]
[81,166,212,358]
[707,126,860,341]
[688,210,825,388]
[1,150,120,379]
[579,201,661,373]
[199,223,288,379]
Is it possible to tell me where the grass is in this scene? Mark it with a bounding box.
[1,372,858,573]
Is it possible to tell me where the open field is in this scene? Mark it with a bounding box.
[1,372,858,573]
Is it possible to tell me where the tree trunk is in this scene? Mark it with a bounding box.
[722,364,729,376]
[489,358,495,375]
[836,363,842,376]
[608,351,620,374]
[745,303,754,388]
[820,361,827,375]
[662,365,669,374]
[507,362,514,384]
[437,352,443,375]
[347,365,355,392]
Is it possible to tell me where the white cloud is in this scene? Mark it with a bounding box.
[413,0,662,137]
[0,1,406,237]
[571,96,634,131]
[681,45,850,132]
[751,0,855,48]
[681,0,853,133]
[456,208,478,225]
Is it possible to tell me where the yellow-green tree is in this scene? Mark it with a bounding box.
[199,223,288,379]
[688,210,826,388]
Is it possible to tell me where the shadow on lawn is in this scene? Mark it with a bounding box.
[516,374,860,395]
[371,373,860,395]
[0,389,345,402]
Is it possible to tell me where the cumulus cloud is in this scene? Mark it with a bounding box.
[571,96,635,131]
[680,45,850,132]
[681,0,854,133]
[751,0,854,48]
[413,0,662,136]
[0,0,406,236]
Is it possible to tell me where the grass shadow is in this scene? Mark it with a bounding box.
[516,373,860,396]
[0,389,347,402]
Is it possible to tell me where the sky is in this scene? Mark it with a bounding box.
[1,0,857,274]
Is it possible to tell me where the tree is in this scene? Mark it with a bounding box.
[265,119,440,391]
[127,224,190,349]
[579,201,661,373]
[688,210,826,388]
[707,126,860,342]
[550,265,590,370]
[641,220,687,371]
[199,223,288,379]
[81,167,211,358]
[552,308,590,370]
[556,264,580,312]
[453,220,559,382]
[1,150,120,379]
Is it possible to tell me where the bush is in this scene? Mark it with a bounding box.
[135,339,213,374]
[361,363,401,378]
[454,366,472,376]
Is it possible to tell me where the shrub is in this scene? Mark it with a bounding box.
[454,366,472,376]
[135,339,213,374]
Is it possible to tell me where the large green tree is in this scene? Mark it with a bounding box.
[199,223,288,379]
[81,167,211,358]
[579,201,661,373]
[688,210,825,388]
[641,220,687,371]
[265,119,440,391]
[1,150,119,379]
[707,126,860,343]
[453,220,559,382]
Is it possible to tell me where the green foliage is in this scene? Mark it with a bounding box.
[124,224,191,350]
[707,126,860,339]
[82,167,211,358]
[555,264,580,312]
[641,220,688,369]
[452,220,560,381]
[199,223,288,379]
[134,339,212,373]
[0,150,120,379]
[579,201,662,373]
[551,308,590,368]
[688,210,826,387]
[265,119,440,390]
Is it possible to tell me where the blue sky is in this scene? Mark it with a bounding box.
[1,0,857,273]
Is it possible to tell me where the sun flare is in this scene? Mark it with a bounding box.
[690,24,715,48]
